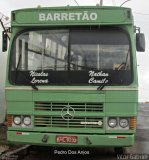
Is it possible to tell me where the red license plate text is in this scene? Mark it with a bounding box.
[56,136,77,144]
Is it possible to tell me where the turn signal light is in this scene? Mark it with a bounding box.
[7,115,13,127]
[130,117,136,130]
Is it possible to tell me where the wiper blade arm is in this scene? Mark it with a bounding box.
[31,85,39,91]
[97,80,109,90]
[97,84,106,90]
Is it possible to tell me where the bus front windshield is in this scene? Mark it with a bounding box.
[10,27,133,86]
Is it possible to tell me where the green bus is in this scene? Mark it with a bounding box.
[3,6,145,153]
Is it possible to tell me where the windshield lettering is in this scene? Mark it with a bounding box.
[30,71,48,77]
[31,77,49,84]
[89,70,109,77]
[88,71,109,84]
[88,77,108,84]
[30,71,49,84]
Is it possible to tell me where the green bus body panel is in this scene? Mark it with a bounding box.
[6,90,32,101]
[6,89,137,102]
[106,90,138,102]
[8,131,134,147]
[33,91,105,102]
[6,89,137,135]
[12,6,132,26]
[7,102,33,114]
[106,102,137,116]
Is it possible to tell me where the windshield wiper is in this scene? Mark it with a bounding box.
[15,54,38,91]
[97,82,108,91]
[30,84,38,91]
[97,79,109,91]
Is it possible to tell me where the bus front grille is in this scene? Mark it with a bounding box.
[34,116,103,129]
[34,102,103,112]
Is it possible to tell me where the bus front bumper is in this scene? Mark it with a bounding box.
[7,131,134,147]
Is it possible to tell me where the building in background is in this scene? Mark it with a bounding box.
[0,12,9,124]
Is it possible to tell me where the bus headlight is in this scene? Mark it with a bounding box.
[23,116,31,126]
[108,118,117,128]
[13,116,21,125]
[119,118,129,128]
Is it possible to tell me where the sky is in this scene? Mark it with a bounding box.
[0,0,149,102]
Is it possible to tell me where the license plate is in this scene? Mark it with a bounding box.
[56,136,77,144]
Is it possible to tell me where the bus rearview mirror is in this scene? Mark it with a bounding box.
[136,33,145,52]
[2,31,8,52]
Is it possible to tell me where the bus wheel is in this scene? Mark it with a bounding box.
[114,147,127,154]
